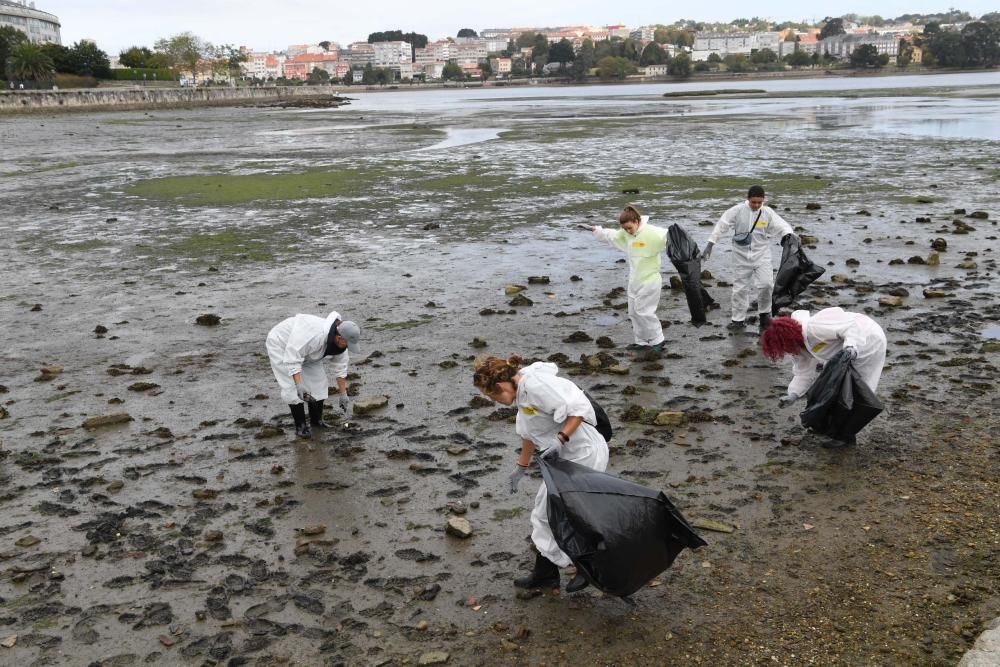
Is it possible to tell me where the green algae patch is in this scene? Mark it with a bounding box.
[168,229,283,263]
[374,317,432,332]
[615,173,828,199]
[2,161,80,177]
[58,239,112,251]
[128,167,383,205]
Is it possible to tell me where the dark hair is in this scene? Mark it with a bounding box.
[473,355,523,393]
[747,185,766,199]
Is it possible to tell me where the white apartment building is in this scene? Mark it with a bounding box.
[453,41,487,66]
[372,41,411,68]
[480,28,512,40]
[820,33,899,59]
[631,26,657,42]
[346,42,375,68]
[0,0,60,44]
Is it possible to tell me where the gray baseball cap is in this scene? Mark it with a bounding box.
[337,320,361,354]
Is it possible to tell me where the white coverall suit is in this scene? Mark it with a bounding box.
[515,362,610,568]
[786,308,887,399]
[266,311,349,405]
[592,216,668,346]
[707,202,794,322]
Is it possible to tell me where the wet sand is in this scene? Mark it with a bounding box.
[0,79,998,665]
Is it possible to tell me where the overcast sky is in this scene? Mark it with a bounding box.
[37,0,997,54]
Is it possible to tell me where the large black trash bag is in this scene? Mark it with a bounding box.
[667,224,716,325]
[771,234,825,315]
[800,350,884,441]
[538,456,707,597]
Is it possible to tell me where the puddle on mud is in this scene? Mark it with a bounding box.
[414,127,507,151]
[982,325,1000,339]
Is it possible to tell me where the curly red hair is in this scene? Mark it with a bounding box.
[760,316,805,361]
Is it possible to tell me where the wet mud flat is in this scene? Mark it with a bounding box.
[1,81,999,665]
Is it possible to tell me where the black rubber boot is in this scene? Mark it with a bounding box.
[513,553,559,589]
[726,320,746,331]
[308,400,331,428]
[565,572,590,593]
[290,403,311,438]
[758,313,773,332]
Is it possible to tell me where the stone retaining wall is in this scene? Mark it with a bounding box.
[0,85,343,114]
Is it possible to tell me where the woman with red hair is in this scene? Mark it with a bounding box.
[761,307,887,408]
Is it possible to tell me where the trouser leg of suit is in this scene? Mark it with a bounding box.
[855,327,888,392]
[752,259,775,316]
[627,279,664,346]
[729,264,753,322]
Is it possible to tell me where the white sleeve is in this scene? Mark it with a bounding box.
[809,308,864,350]
[788,352,819,398]
[328,351,349,380]
[707,206,737,245]
[592,225,629,252]
[767,208,794,239]
[527,377,591,425]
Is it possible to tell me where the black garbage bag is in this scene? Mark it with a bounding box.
[771,234,825,315]
[667,224,716,324]
[538,456,707,597]
[799,350,884,441]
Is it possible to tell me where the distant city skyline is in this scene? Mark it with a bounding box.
[40,0,997,53]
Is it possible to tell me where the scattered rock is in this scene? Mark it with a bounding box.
[82,413,133,430]
[846,258,860,266]
[445,517,473,539]
[192,489,219,500]
[926,252,940,266]
[879,296,904,307]
[968,211,989,219]
[353,395,389,415]
[509,294,533,307]
[886,287,909,297]
[470,337,487,348]
[422,222,440,230]
[15,535,40,548]
[94,325,108,334]
[931,238,947,251]
[563,331,592,343]
[419,651,450,665]
[805,203,821,210]
[800,235,818,245]
[504,285,526,295]
[595,336,615,349]
[956,259,978,270]
[128,382,160,392]
[527,276,549,284]
[922,289,947,299]
[34,365,63,382]
[654,411,685,426]
[195,314,221,326]
[691,518,736,533]
[831,274,850,283]
[669,276,683,290]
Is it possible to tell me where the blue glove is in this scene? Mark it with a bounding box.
[338,394,351,414]
[508,465,528,494]
[295,383,313,403]
[779,393,802,408]
[701,242,714,261]
[843,346,858,361]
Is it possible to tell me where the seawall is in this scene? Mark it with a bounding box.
[0,85,344,114]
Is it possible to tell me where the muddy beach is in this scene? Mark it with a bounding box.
[1,72,998,666]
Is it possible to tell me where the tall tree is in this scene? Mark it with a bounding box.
[819,18,847,40]
[318,40,331,51]
[119,45,153,68]
[961,21,1000,67]
[548,38,575,64]
[668,52,692,78]
[595,55,635,79]
[1,25,28,79]
[572,38,595,80]
[9,42,54,81]
[849,44,881,68]
[457,29,478,38]
[155,32,213,84]
[216,44,248,81]
[639,42,665,65]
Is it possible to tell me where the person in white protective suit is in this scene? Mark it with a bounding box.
[587,204,669,355]
[473,355,609,594]
[703,185,796,332]
[265,311,361,438]
[761,307,887,441]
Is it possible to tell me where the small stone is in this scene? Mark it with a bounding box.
[470,337,487,348]
[504,285,526,295]
[107,480,124,492]
[845,258,860,266]
[509,294,533,307]
[94,325,108,334]
[830,274,850,283]
[195,313,221,326]
[34,365,64,382]
[595,336,615,349]
[158,635,176,647]
[30,304,42,312]
[930,238,947,251]
[799,235,818,245]
[203,531,224,542]
[445,516,473,539]
[0,635,16,648]
[907,256,926,265]
[669,276,683,290]
[353,395,389,415]
[563,331,592,343]
[527,276,550,284]
[956,259,977,270]
[926,252,940,266]
[82,413,133,430]
[192,488,219,500]
[967,210,988,219]
[81,544,97,557]
[422,222,440,230]
[418,651,450,665]
[654,411,685,426]
[879,296,904,307]
[300,525,326,536]
[805,202,821,210]
[15,535,40,548]
[415,620,429,631]
[128,382,160,392]
[922,289,947,299]
[886,287,909,297]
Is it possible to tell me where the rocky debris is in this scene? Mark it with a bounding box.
[907,256,926,265]
[353,395,389,415]
[846,258,860,266]
[0,406,7,420]
[654,412,686,426]
[691,518,736,533]
[254,425,283,439]
[127,382,160,392]
[931,238,948,251]
[596,336,616,349]
[509,294,533,307]
[30,303,42,311]
[957,259,978,270]
[563,331,592,343]
[669,276,684,290]
[800,234,818,245]
[82,413,133,430]
[195,314,221,326]
[34,365,63,382]
[926,252,940,266]
[879,296,904,308]
[967,210,989,219]
[446,517,473,539]
[923,289,948,299]
[504,285,526,295]
[953,220,976,233]
[527,276,550,284]
[422,222,440,230]
[470,337,487,348]
[15,535,40,547]
[805,203,821,210]
[419,651,451,665]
